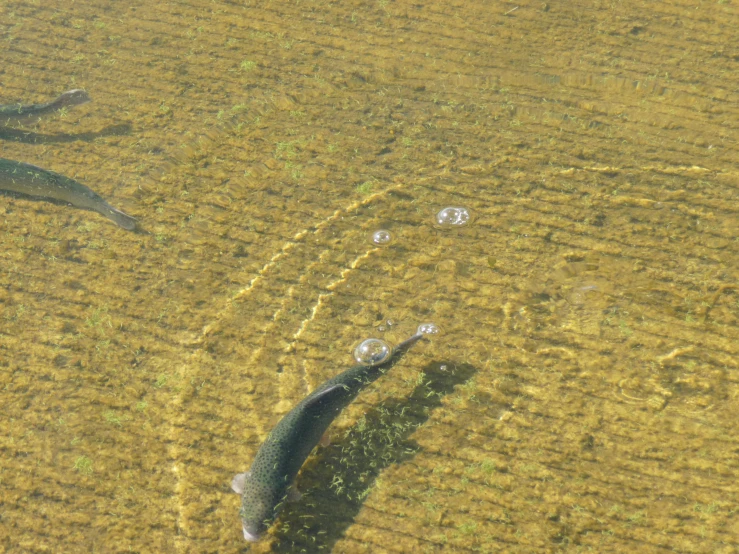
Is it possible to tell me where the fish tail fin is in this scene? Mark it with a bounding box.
[103,204,137,230]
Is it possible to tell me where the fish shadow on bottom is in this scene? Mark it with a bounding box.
[270,361,478,553]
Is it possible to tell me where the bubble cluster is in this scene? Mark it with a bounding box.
[353,338,392,366]
[417,322,441,335]
[435,207,471,227]
[371,229,392,245]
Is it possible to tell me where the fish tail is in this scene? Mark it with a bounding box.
[393,332,424,354]
[102,204,137,230]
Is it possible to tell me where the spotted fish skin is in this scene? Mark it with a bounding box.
[231,332,424,542]
[0,158,136,230]
[0,89,91,126]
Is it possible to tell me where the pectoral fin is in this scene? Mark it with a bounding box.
[231,471,250,494]
[287,484,302,503]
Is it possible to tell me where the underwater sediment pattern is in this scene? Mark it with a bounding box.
[0,1,738,552]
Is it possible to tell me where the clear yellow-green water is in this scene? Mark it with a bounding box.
[0,1,738,553]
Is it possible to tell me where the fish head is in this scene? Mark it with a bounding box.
[238,501,268,542]
[58,90,92,107]
[238,478,282,542]
[242,523,260,542]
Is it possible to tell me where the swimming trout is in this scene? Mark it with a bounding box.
[231,331,426,542]
[0,89,91,126]
[0,158,136,230]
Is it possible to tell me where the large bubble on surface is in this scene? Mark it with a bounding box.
[417,322,441,335]
[435,206,471,227]
[371,229,392,245]
[353,338,392,366]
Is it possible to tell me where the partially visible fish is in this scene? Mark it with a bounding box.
[0,89,91,126]
[231,331,426,542]
[0,158,136,230]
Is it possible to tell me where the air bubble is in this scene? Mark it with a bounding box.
[435,207,471,227]
[353,338,392,366]
[371,229,392,245]
[417,322,441,335]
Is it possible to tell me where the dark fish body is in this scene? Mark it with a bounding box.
[0,89,91,126]
[0,158,136,229]
[232,332,425,541]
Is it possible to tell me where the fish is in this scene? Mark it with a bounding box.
[231,331,426,542]
[0,89,91,126]
[0,158,136,230]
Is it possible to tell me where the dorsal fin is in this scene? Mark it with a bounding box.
[302,384,350,417]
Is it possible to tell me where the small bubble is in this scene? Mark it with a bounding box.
[353,338,392,366]
[435,207,471,227]
[371,229,392,245]
[417,322,441,335]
